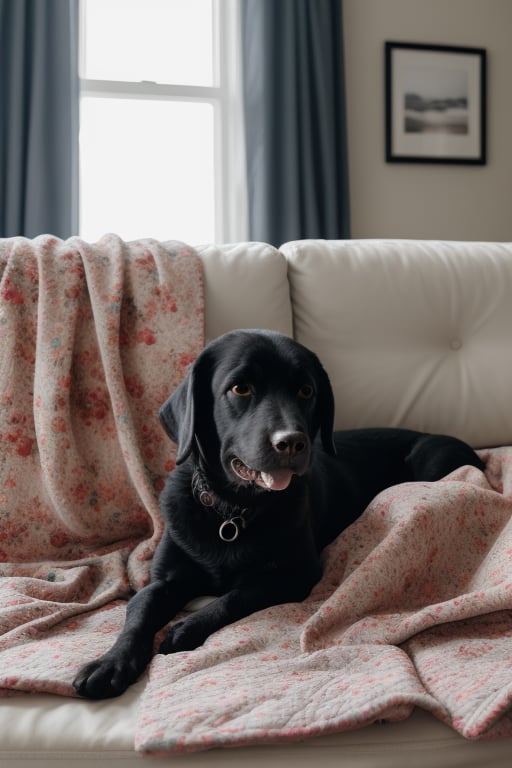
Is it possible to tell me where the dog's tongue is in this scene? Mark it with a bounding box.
[258,469,294,491]
[231,458,295,491]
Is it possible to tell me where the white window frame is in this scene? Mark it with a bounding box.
[78,0,247,243]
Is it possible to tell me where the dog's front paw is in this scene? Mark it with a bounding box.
[159,618,208,654]
[73,652,143,699]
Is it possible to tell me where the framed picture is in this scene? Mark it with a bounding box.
[385,42,486,164]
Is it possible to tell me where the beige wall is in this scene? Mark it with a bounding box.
[343,0,512,240]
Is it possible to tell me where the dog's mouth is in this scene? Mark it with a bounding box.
[230,458,295,491]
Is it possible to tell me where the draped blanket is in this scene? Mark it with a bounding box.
[0,233,203,684]
[1,235,512,754]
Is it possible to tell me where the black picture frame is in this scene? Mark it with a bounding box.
[385,42,487,165]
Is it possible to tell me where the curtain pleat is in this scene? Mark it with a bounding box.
[241,0,350,246]
[0,0,79,237]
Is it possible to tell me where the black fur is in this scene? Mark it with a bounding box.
[73,329,484,699]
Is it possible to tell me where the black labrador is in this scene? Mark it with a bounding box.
[73,329,484,699]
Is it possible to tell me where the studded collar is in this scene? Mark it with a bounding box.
[191,466,255,542]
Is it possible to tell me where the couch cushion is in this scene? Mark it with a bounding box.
[282,239,512,448]
[196,242,293,342]
[2,691,511,767]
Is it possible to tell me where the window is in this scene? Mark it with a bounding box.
[79,0,246,245]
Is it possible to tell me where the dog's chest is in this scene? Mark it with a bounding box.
[176,499,298,583]
[162,468,311,588]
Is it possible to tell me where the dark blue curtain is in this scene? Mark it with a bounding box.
[241,0,350,246]
[0,0,79,238]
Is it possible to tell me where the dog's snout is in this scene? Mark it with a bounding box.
[271,430,308,457]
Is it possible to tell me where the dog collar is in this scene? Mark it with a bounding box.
[191,467,251,543]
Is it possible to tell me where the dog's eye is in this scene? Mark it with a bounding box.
[230,383,252,397]
[297,384,314,400]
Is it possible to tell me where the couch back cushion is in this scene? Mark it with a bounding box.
[196,242,293,343]
[282,239,512,448]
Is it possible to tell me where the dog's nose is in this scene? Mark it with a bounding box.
[271,431,308,457]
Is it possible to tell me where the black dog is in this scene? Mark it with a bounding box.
[73,329,484,699]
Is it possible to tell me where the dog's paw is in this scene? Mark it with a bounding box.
[159,618,208,654]
[73,653,142,699]
[159,619,190,654]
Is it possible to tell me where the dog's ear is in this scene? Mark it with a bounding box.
[313,358,336,456]
[159,350,212,465]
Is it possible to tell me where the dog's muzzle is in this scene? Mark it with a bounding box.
[230,430,311,491]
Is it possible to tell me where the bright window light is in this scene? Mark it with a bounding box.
[79,0,224,245]
[82,0,214,86]
[80,98,215,243]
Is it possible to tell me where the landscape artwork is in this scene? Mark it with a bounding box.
[385,42,486,164]
[403,66,469,135]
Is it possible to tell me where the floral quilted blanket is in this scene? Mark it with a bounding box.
[136,452,512,753]
[2,234,512,755]
[0,233,203,683]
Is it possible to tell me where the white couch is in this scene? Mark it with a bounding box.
[2,239,512,767]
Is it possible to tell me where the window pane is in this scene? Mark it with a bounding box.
[82,0,214,86]
[79,98,215,244]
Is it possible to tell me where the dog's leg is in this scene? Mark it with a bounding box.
[406,434,485,481]
[73,579,190,699]
[159,588,275,653]
[160,567,320,654]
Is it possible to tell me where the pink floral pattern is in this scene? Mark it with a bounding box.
[136,450,512,753]
[0,233,203,677]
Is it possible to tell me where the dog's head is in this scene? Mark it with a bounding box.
[159,330,335,491]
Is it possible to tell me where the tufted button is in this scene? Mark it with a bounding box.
[450,337,462,351]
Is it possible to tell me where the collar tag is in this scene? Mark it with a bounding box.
[219,516,244,542]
